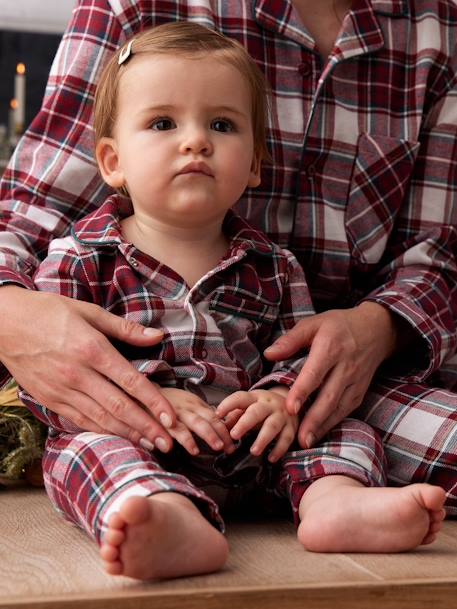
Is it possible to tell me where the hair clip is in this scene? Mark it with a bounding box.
[118,40,134,65]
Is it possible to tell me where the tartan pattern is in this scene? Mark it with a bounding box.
[1,0,457,385]
[19,198,314,423]
[42,418,386,542]
[358,378,457,514]
[0,0,456,509]
[19,200,389,534]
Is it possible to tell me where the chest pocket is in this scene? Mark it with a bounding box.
[345,133,420,265]
[209,288,280,367]
[210,288,278,324]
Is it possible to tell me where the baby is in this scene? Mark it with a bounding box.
[21,22,445,580]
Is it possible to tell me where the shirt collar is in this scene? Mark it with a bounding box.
[254,0,408,57]
[72,194,274,257]
[223,210,275,257]
[370,0,408,17]
[72,194,129,246]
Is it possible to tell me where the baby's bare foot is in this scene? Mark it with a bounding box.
[298,477,446,553]
[100,493,228,579]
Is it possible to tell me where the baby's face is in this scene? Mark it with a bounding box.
[109,52,260,229]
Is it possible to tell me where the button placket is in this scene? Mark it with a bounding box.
[298,61,311,77]
[306,164,316,177]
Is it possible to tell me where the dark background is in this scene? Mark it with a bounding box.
[0,30,61,130]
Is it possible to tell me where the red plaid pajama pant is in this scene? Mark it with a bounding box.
[40,418,386,544]
[27,373,457,544]
[357,378,457,512]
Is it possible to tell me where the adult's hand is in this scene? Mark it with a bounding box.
[264,302,398,449]
[0,286,176,451]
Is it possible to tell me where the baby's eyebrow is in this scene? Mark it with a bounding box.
[138,104,248,118]
[208,105,247,117]
[138,104,175,115]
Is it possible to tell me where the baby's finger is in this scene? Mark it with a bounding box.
[223,408,244,430]
[169,422,200,456]
[179,410,230,452]
[217,391,255,417]
[209,416,236,452]
[250,413,284,456]
[267,425,296,462]
[230,402,268,441]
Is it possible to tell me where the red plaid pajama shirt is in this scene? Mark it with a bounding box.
[20,199,387,540]
[1,0,457,514]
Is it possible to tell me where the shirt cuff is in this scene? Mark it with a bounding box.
[0,267,35,290]
[251,357,308,390]
[363,292,446,382]
[0,366,13,390]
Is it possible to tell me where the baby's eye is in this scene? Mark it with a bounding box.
[150,118,176,131]
[211,118,235,133]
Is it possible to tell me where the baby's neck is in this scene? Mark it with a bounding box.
[121,214,230,287]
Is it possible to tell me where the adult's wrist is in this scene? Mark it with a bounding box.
[0,284,28,314]
[355,301,399,361]
[0,285,36,347]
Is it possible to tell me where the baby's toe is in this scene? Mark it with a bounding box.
[104,559,123,575]
[104,528,125,546]
[100,543,120,562]
[108,512,126,530]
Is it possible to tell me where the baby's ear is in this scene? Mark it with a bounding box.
[95,137,125,189]
[248,154,262,188]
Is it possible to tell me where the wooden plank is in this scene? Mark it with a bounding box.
[340,521,457,582]
[1,488,457,609]
[0,490,376,596]
[2,581,457,609]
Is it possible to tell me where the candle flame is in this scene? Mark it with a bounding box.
[16,63,26,75]
[10,99,18,110]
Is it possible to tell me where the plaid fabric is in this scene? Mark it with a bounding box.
[1,0,457,387]
[358,378,457,514]
[19,197,314,429]
[42,418,386,542]
[1,0,457,507]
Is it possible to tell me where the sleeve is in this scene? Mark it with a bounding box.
[0,0,123,387]
[251,251,314,390]
[0,0,124,289]
[32,237,97,303]
[361,68,457,383]
[18,237,97,429]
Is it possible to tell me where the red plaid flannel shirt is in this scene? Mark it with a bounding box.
[1,0,457,388]
[27,197,313,405]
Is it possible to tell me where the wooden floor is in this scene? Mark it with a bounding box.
[1,488,457,609]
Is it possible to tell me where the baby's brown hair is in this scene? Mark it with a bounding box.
[94,21,271,162]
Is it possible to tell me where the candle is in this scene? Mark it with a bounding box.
[14,63,26,135]
[9,99,18,146]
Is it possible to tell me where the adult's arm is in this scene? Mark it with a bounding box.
[0,0,176,447]
[267,64,457,446]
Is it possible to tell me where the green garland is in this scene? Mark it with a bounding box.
[0,380,46,485]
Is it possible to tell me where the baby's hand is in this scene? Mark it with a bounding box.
[160,388,235,456]
[216,387,298,462]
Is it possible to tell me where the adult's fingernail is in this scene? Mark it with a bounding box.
[305,432,316,449]
[139,438,155,451]
[155,437,169,452]
[143,327,163,337]
[159,412,173,428]
[293,399,302,414]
